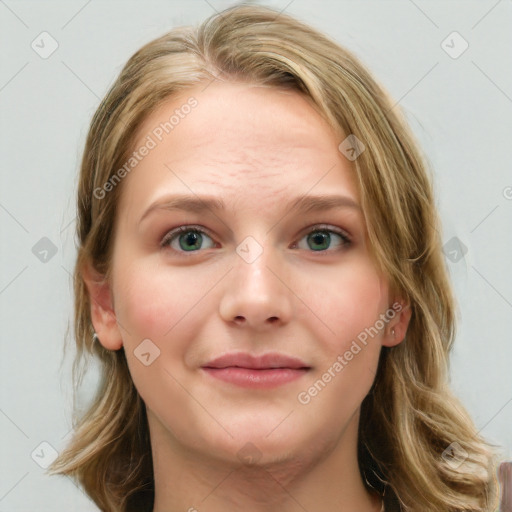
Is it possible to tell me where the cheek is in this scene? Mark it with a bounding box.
[111,260,200,401]
[299,258,387,346]
[297,268,387,417]
[113,257,207,343]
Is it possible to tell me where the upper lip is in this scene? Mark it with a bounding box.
[202,352,310,370]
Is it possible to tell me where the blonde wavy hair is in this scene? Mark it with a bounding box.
[49,4,502,511]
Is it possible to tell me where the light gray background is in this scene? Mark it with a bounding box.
[1,1,511,510]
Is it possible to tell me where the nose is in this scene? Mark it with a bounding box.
[218,238,293,329]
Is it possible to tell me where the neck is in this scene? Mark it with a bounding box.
[149,409,382,512]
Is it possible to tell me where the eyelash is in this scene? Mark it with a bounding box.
[160,224,352,255]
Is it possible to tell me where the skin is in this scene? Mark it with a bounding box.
[84,81,411,512]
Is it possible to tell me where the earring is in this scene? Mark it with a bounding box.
[92,332,99,344]
[391,328,395,337]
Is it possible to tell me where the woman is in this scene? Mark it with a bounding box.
[48,4,501,511]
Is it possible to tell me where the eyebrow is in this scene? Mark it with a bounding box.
[139,193,361,223]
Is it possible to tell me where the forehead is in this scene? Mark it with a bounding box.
[120,81,359,216]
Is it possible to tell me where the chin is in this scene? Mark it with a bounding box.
[228,430,307,465]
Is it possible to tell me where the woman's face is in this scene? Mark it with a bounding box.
[89,81,408,467]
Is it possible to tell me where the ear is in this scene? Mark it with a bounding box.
[81,261,123,351]
[382,299,412,348]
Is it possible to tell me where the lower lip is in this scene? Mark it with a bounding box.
[201,367,309,389]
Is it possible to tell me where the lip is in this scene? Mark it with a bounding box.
[202,352,310,370]
[201,352,311,389]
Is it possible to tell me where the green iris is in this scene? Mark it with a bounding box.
[178,231,203,251]
[307,231,331,251]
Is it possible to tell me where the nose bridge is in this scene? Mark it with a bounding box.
[234,233,284,299]
[219,233,293,328]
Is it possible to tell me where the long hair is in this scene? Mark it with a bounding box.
[48,4,501,511]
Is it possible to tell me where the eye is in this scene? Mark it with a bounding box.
[160,224,352,255]
[294,225,351,252]
[161,226,216,253]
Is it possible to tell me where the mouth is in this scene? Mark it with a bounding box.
[201,352,311,389]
